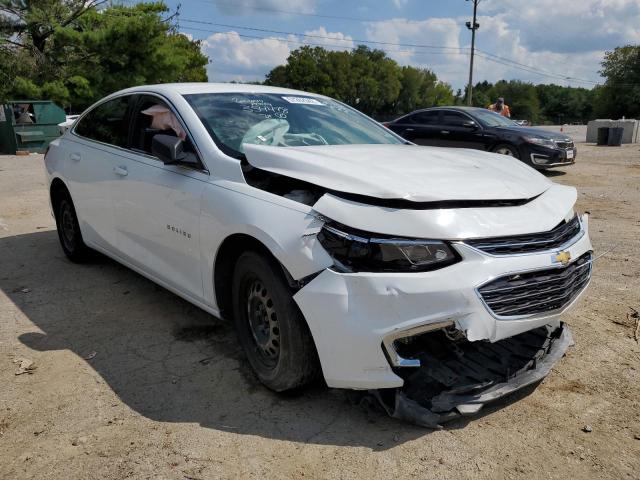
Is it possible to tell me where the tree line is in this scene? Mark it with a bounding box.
[2,1,638,122]
[265,45,456,120]
[266,45,640,124]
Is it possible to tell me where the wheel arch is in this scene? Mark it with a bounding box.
[49,177,71,220]
[213,233,294,320]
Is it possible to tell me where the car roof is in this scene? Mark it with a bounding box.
[111,82,322,97]
[413,106,486,113]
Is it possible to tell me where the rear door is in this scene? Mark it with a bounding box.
[110,94,207,300]
[65,95,133,251]
[397,111,442,146]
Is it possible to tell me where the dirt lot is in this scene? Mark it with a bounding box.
[1,143,639,479]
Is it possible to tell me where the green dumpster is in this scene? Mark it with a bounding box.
[0,100,67,154]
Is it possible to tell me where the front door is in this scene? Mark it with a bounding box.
[111,95,207,300]
[438,110,486,149]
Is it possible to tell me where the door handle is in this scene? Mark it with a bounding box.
[441,130,450,134]
[405,128,415,132]
[113,166,128,177]
[70,152,81,162]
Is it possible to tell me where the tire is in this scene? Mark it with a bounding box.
[492,143,520,159]
[54,191,92,263]
[232,251,320,391]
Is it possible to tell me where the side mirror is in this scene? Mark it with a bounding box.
[151,134,186,164]
[462,120,478,129]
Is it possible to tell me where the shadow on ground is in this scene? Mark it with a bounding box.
[2,231,534,449]
[541,169,567,177]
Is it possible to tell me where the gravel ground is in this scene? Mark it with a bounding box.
[1,144,639,479]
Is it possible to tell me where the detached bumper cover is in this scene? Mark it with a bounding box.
[372,323,573,429]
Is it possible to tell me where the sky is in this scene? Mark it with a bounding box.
[159,0,640,90]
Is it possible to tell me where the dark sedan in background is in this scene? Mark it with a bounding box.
[385,107,576,169]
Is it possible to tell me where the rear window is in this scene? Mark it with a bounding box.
[184,93,403,158]
[74,96,130,147]
[410,111,440,125]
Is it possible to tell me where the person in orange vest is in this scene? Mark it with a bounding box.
[488,97,511,118]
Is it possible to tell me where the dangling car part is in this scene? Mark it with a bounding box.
[371,323,573,428]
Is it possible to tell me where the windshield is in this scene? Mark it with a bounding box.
[184,93,403,157]
[472,109,519,127]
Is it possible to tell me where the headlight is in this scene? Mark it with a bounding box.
[524,136,556,148]
[317,223,460,273]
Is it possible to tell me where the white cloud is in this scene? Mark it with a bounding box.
[215,0,316,16]
[202,31,292,81]
[483,0,640,53]
[302,27,354,50]
[200,0,640,87]
[364,10,613,89]
[365,18,466,82]
[201,28,353,82]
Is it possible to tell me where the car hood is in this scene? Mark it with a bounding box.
[243,144,551,203]
[493,125,572,141]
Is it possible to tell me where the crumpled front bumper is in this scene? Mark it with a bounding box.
[371,323,573,428]
[293,217,592,389]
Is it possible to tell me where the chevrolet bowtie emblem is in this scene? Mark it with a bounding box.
[553,251,572,266]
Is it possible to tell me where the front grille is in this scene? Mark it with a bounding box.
[465,215,581,255]
[555,141,574,149]
[478,252,592,317]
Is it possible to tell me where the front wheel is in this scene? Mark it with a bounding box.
[232,251,320,391]
[492,143,520,159]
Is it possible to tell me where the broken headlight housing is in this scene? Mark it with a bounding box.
[317,223,460,273]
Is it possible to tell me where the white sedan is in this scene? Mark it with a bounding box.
[44,83,592,427]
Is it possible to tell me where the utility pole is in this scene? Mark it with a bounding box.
[466,0,480,106]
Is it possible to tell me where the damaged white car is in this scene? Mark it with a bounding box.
[44,84,593,427]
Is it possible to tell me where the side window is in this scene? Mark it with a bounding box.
[74,96,130,147]
[441,111,468,127]
[130,96,199,166]
[411,111,440,125]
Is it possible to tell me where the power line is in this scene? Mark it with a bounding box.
[476,49,602,85]
[107,2,622,86]
[180,22,608,85]
[181,25,469,59]
[180,18,466,52]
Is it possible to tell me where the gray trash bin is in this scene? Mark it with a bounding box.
[607,127,623,146]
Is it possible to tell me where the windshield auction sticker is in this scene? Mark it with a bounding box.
[281,96,324,105]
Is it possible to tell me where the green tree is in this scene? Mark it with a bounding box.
[265,45,453,118]
[1,1,208,109]
[535,84,596,124]
[596,45,640,119]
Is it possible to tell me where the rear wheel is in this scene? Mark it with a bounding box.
[232,251,320,391]
[54,192,92,263]
[492,143,520,159]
